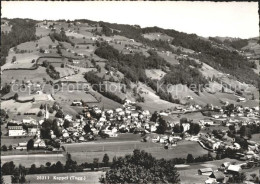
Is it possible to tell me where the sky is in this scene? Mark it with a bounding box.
[1,1,259,39]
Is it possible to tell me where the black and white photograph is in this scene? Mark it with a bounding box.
[1,1,259,183]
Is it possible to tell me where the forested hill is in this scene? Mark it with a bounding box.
[1,18,37,66]
[76,19,259,86]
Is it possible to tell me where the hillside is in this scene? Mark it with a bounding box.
[1,18,259,113]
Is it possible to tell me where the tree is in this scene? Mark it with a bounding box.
[8,145,13,151]
[228,172,247,183]
[29,164,37,174]
[14,93,19,101]
[180,117,188,124]
[186,154,194,163]
[63,119,72,129]
[1,172,4,184]
[65,153,78,172]
[12,56,16,63]
[150,111,159,122]
[102,149,180,184]
[55,161,64,173]
[27,139,34,150]
[173,124,183,133]
[48,107,54,113]
[188,123,201,135]
[11,165,26,184]
[46,162,51,168]
[93,158,99,169]
[102,154,109,166]
[37,110,43,117]
[156,117,167,134]
[83,124,92,133]
[2,145,7,151]
[55,109,64,118]
[2,161,15,175]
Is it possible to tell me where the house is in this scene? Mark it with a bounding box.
[72,101,82,106]
[181,123,190,132]
[237,97,246,102]
[221,162,231,169]
[209,171,225,183]
[198,168,213,175]
[33,138,46,149]
[28,128,38,136]
[226,165,242,175]
[8,126,25,136]
[22,118,36,125]
[199,120,214,126]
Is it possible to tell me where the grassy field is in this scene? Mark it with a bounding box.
[54,91,98,103]
[1,100,33,114]
[3,171,105,184]
[3,52,39,70]
[145,69,166,80]
[251,133,260,142]
[136,82,181,112]
[63,138,208,164]
[36,27,51,37]
[1,66,51,84]
[56,67,76,78]
[157,52,179,65]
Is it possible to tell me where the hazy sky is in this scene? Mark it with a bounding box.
[2,1,259,39]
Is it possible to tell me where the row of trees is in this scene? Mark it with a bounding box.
[42,60,60,79]
[2,153,110,177]
[84,71,124,104]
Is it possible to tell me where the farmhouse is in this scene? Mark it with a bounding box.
[226,165,242,175]
[198,168,213,175]
[8,126,25,136]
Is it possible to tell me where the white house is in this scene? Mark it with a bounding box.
[8,126,25,136]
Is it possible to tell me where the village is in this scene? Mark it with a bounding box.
[2,95,260,183]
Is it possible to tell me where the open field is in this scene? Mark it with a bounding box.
[136,82,182,112]
[1,66,51,84]
[145,69,166,80]
[56,67,76,78]
[63,139,208,164]
[3,52,39,70]
[37,36,59,49]
[36,27,51,37]
[3,171,105,184]
[1,100,33,114]
[157,51,179,65]
[54,91,98,103]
